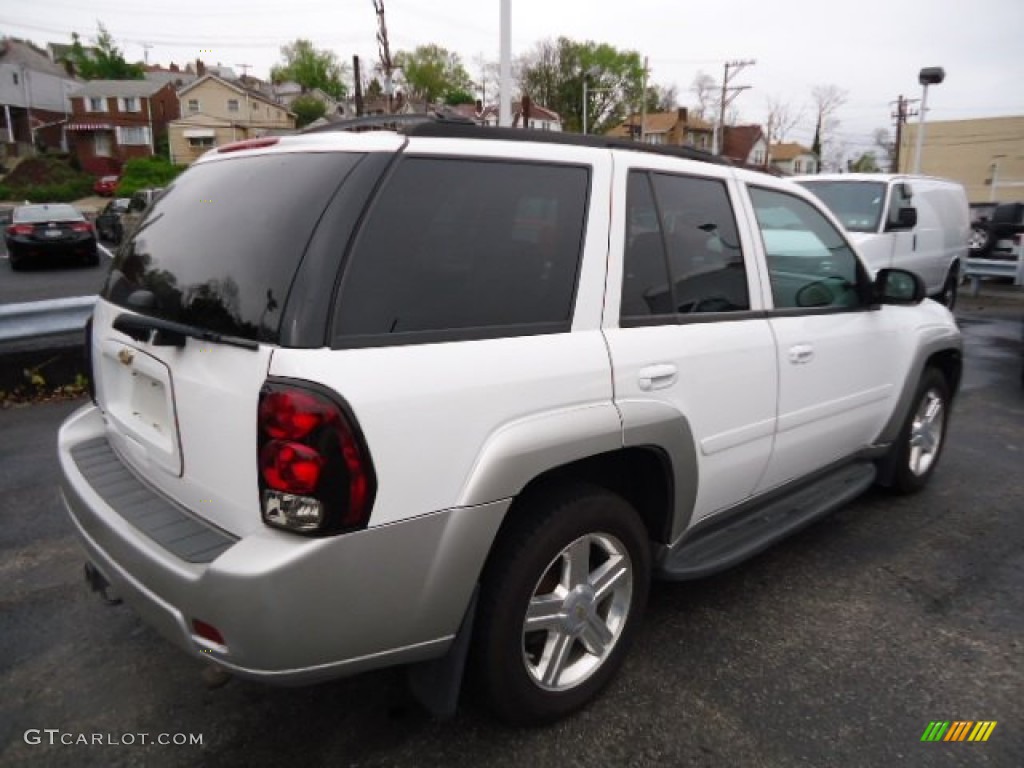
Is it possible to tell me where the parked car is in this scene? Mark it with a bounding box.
[118,187,164,242]
[794,173,969,309]
[94,197,130,244]
[968,201,1024,258]
[93,175,120,197]
[58,121,962,725]
[5,202,98,270]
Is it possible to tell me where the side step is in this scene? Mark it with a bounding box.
[659,461,877,581]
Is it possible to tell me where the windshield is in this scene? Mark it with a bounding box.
[102,152,364,344]
[796,180,886,233]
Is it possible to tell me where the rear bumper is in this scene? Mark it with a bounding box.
[58,403,509,684]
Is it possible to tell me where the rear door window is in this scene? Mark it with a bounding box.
[102,153,365,343]
[332,157,589,345]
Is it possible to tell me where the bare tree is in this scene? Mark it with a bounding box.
[761,95,804,167]
[872,127,894,170]
[691,70,717,119]
[810,84,848,170]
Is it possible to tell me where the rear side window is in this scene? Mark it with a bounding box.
[333,157,589,344]
[103,153,364,343]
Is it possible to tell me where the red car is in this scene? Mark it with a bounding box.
[93,175,119,196]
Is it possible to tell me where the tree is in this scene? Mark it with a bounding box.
[691,71,717,119]
[643,84,678,113]
[848,151,880,173]
[67,24,143,80]
[872,127,895,170]
[291,95,327,128]
[518,37,646,134]
[364,78,384,102]
[810,84,848,171]
[395,45,472,105]
[271,39,348,100]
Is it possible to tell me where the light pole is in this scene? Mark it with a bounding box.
[989,155,1006,202]
[912,66,944,173]
[581,66,600,135]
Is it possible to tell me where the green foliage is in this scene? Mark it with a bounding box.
[444,88,476,106]
[270,39,347,100]
[0,156,93,202]
[68,24,144,80]
[396,45,472,105]
[291,95,328,128]
[116,156,186,196]
[848,152,881,173]
[517,38,646,134]
[364,78,384,101]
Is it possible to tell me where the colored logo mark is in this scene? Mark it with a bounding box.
[921,721,997,742]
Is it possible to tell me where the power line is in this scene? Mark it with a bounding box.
[714,58,755,154]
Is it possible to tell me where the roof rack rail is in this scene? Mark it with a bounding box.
[301,111,475,134]
[303,110,730,168]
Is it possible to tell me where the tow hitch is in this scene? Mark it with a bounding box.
[84,562,122,605]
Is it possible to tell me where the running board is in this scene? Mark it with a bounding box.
[659,461,877,581]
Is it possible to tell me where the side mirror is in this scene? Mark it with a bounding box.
[886,206,917,231]
[874,268,925,305]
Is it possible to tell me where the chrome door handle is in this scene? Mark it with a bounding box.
[788,344,815,364]
[638,364,678,391]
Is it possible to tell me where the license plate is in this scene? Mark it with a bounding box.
[44,229,62,238]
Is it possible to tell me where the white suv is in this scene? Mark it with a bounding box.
[58,119,962,725]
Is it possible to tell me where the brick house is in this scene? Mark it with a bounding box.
[722,125,769,166]
[66,80,180,175]
[0,38,79,156]
[606,108,714,150]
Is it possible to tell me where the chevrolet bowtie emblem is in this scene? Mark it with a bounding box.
[117,349,135,366]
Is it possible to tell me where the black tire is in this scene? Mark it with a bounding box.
[472,484,650,725]
[9,249,23,271]
[967,224,992,256]
[84,248,100,267]
[934,266,958,310]
[888,368,951,494]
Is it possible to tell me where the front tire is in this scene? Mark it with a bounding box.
[968,224,992,256]
[889,368,951,494]
[934,266,959,310]
[472,484,650,725]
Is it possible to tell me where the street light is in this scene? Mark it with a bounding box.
[581,66,600,135]
[912,66,945,173]
[989,154,1006,202]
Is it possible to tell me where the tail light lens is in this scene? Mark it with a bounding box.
[70,221,93,233]
[6,224,33,236]
[257,381,376,535]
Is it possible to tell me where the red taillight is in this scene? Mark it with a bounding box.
[257,382,376,535]
[6,224,33,236]
[70,221,93,233]
[217,136,279,154]
[192,619,226,646]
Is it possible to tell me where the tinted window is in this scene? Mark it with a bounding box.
[749,187,864,310]
[797,180,886,232]
[103,153,364,343]
[15,204,83,222]
[334,158,589,341]
[621,170,748,320]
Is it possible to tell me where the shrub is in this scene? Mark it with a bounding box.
[117,156,186,196]
[0,156,94,202]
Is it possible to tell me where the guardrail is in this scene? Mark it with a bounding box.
[0,296,96,342]
[964,240,1024,296]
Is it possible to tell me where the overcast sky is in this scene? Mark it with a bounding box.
[3,0,1023,156]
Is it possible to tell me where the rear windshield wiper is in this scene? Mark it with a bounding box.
[113,313,259,350]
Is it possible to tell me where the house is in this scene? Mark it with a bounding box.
[769,142,818,175]
[143,63,198,90]
[0,38,80,155]
[605,108,713,150]
[722,125,769,166]
[168,74,296,164]
[480,98,562,131]
[66,80,180,175]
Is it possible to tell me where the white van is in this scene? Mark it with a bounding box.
[794,174,969,307]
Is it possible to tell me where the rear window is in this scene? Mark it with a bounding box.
[15,204,83,222]
[333,157,589,345]
[102,152,364,343]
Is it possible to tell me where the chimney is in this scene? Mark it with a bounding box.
[522,94,531,129]
[196,59,206,77]
[475,99,483,117]
[170,63,179,72]
[677,107,688,124]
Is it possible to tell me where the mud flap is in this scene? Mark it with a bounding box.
[406,586,478,719]
[83,561,122,605]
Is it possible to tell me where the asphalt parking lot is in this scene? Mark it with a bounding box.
[1,296,1021,767]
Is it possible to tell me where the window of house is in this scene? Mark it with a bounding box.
[12,72,18,86]
[188,99,200,113]
[187,136,215,149]
[749,186,864,311]
[806,161,816,174]
[252,101,258,111]
[118,126,150,146]
[621,171,749,320]
[88,97,107,113]
[794,160,802,173]
[333,158,590,344]
[228,99,239,112]
[120,97,140,112]
[94,132,112,157]
[753,150,764,165]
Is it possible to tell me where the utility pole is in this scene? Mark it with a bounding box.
[714,59,755,155]
[142,42,152,66]
[890,94,919,173]
[499,0,511,127]
[353,55,364,116]
[638,56,648,143]
[373,0,395,113]
[236,63,253,81]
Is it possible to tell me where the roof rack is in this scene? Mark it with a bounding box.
[303,110,727,167]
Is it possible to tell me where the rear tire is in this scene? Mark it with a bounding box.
[9,249,23,271]
[968,224,992,256]
[472,484,650,725]
[934,266,958,310]
[888,368,951,494]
